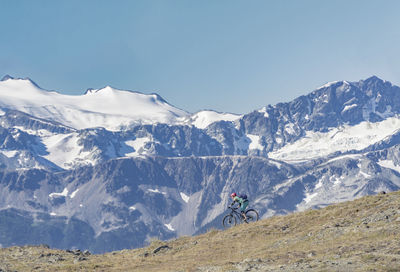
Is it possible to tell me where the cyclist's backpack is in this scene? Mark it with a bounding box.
[239,193,247,200]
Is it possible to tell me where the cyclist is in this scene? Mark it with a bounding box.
[230,192,249,221]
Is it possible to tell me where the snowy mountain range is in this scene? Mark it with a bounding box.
[1,75,400,253]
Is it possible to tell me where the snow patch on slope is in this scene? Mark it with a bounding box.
[49,188,68,198]
[258,107,269,118]
[304,192,318,203]
[70,189,79,199]
[189,110,241,129]
[247,134,263,150]
[269,117,400,161]
[164,223,175,231]
[180,192,190,203]
[378,160,400,173]
[42,133,92,168]
[148,188,167,195]
[342,104,357,113]
[124,137,152,157]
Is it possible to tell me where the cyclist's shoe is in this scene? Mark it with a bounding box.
[241,212,248,223]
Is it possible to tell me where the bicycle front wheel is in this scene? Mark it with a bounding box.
[222,214,237,228]
[245,209,259,223]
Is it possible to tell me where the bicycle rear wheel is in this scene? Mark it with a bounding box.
[222,214,237,228]
[245,209,259,223]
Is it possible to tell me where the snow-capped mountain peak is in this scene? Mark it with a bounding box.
[0,75,43,89]
[1,74,14,81]
[188,110,242,129]
[363,75,384,83]
[0,76,189,130]
[84,86,165,105]
[316,80,342,90]
[84,86,127,95]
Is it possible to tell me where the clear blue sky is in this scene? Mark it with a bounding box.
[1,0,400,114]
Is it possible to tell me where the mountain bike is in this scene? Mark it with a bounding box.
[222,205,259,228]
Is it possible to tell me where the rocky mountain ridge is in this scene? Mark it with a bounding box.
[1,76,400,253]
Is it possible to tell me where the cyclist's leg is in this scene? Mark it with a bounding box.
[240,201,249,220]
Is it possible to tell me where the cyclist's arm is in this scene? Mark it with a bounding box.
[233,196,242,207]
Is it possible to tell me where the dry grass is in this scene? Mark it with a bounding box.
[1,191,400,271]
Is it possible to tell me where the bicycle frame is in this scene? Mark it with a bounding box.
[227,206,246,222]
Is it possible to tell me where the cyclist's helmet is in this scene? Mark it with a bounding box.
[231,192,237,198]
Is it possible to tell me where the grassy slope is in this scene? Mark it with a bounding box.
[1,191,400,271]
